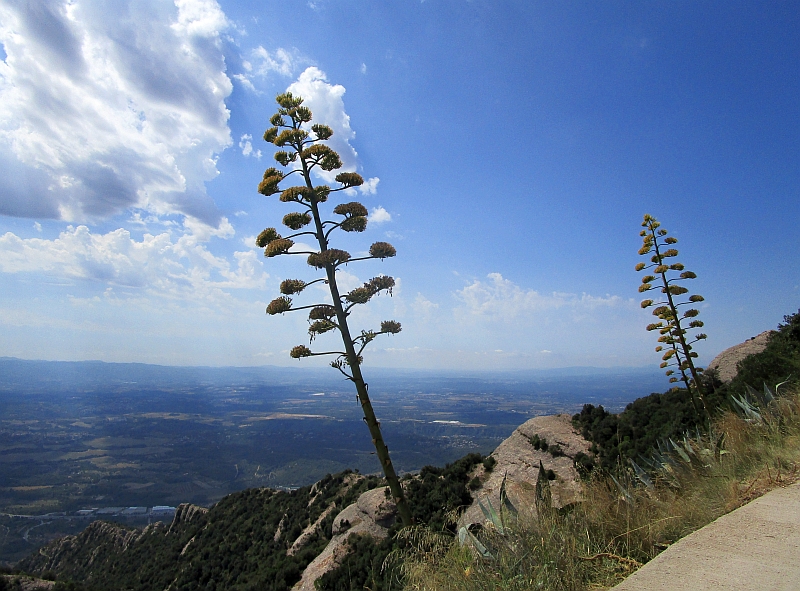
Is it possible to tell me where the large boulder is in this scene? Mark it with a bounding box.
[459,414,591,528]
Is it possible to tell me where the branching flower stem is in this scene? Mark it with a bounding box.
[258,93,411,526]
[638,214,709,421]
[298,133,412,527]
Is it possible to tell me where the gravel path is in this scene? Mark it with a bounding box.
[612,481,800,590]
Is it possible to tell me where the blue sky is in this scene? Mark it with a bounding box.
[0,0,797,370]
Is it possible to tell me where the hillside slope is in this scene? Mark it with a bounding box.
[19,472,375,591]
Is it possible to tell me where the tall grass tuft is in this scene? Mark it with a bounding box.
[399,388,800,591]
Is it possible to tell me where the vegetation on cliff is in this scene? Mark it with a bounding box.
[574,309,800,470]
[18,455,486,591]
[402,385,800,590]
[19,471,373,590]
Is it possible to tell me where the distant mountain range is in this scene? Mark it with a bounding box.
[0,356,666,390]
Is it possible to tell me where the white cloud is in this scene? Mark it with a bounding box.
[0,0,233,229]
[360,62,367,74]
[251,46,295,77]
[332,270,361,294]
[239,134,261,158]
[412,294,438,321]
[359,177,380,195]
[232,73,256,92]
[455,273,623,320]
[288,241,318,254]
[279,68,380,196]
[286,67,361,184]
[0,225,267,299]
[368,206,391,224]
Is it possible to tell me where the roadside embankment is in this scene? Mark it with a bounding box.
[613,480,800,590]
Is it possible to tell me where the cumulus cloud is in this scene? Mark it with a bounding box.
[286,67,379,195]
[250,46,295,77]
[412,294,438,322]
[239,134,261,158]
[368,206,391,224]
[359,176,380,195]
[0,0,233,228]
[455,273,623,320]
[0,226,267,298]
[233,46,299,92]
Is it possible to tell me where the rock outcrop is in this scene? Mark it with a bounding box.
[460,414,591,527]
[706,330,773,383]
[166,502,208,535]
[18,504,206,576]
[0,574,55,590]
[20,520,144,573]
[292,486,397,591]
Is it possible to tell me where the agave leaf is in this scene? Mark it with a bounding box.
[775,377,792,397]
[713,432,728,461]
[651,453,681,487]
[457,526,494,559]
[636,454,656,471]
[731,394,762,422]
[629,458,654,489]
[745,383,768,409]
[670,438,691,463]
[610,474,635,504]
[762,383,776,404]
[653,449,677,469]
[477,497,504,534]
[499,472,518,516]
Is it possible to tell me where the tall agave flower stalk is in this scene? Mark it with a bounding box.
[256,92,412,527]
[637,214,709,418]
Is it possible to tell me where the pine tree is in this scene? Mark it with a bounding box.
[256,92,412,526]
[637,214,709,418]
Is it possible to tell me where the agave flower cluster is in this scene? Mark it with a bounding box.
[637,214,708,416]
[254,92,412,527]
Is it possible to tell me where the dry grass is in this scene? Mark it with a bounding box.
[399,389,800,591]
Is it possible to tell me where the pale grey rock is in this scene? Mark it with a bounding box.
[459,413,591,528]
[706,330,774,384]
